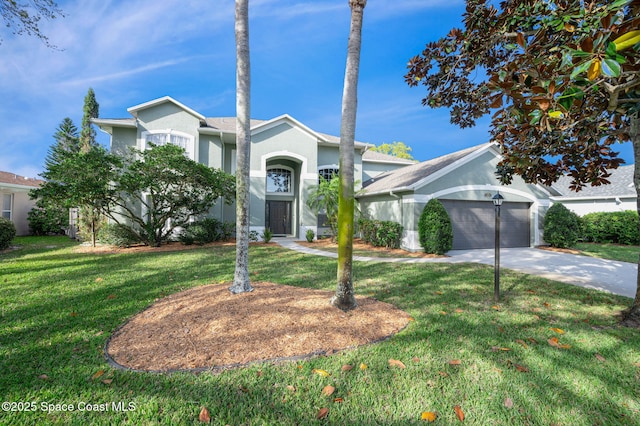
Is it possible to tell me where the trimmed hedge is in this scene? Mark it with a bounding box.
[543,203,582,248]
[581,210,640,245]
[358,218,403,249]
[0,217,16,250]
[418,199,453,255]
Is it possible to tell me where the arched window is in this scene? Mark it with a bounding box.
[267,167,293,194]
[141,130,195,160]
[318,166,339,183]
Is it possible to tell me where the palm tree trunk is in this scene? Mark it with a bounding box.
[229,0,253,294]
[332,0,367,311]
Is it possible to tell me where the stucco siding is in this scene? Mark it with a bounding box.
[554,198,637,216]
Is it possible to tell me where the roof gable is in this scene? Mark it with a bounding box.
[361,143,496,196]
[127,96,205,121]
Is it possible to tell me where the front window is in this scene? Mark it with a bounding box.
[142,130,194,160]
[267,168,292,193]
[2,194,12,220]
[318,167,339,183]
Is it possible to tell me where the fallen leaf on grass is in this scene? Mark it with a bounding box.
[438,371,449,377]
[595,353,606,362]
[389,359,406,369]
[412,357,420,363]
[359,363,368,370]
[504,397,514,408]
[341,364,353,371]
[286,385,296,393]
[454,405,465,421]
[91,370,105,380]
[312,369,331,377]
[199,406,211,423]
[515,364,529,372]
[421,411,437,421]
[106,294,116,300]
[334,397,344,403]
[455,308,464,313]
[547,337,571,349]
[492,305,501,311]
[515,339,529,349]
[102,379,113,385]
[37,374,49,380]
[448,359,462,366]
[69,312,78,317]
[317,408,329,419]
[550,327,565,334]
[322,385,335,396]
[491,346,511,352]
[95,277,104,282]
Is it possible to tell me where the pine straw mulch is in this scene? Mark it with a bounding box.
[298,238,446,258]
[106,282,412,372]
[83,239,412,372]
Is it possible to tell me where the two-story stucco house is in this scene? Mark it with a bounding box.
[93,96,414,240]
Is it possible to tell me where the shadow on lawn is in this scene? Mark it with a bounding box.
[1,240,638,424]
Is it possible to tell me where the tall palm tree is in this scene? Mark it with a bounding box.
[332,0,367,311]
[229,0,253,294]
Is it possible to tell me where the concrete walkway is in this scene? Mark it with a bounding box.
[276,239,637,299]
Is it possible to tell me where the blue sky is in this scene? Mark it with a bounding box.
[0,0,634,178]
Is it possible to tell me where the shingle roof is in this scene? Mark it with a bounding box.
[551,165,636,198]
[203,117,267,133]
[361,143,493,195]
[0,171,44,188]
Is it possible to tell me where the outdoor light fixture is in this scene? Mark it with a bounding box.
[492,192,504,302]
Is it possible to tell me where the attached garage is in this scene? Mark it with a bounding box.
[440,199,531,249]
[358,143,552,252]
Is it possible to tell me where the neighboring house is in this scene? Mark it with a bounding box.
[0,171,43,236]
[93,96,411,239]
[549,165,637,216]
[358,143,553,251]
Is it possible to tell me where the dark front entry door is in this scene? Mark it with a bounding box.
[266,201,292,235]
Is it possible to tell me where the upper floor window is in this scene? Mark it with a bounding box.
[318,166,339,183]
[141,130,194,160]
[267,167,293,194]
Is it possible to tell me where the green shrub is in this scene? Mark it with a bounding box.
[262,228,273,243]
[179,218,236,245]
[0,217,16,250]
[249,230,259,242]
[97,223,141,247]
[27,203,67,236]
[358,218,404,249]
[306,229,315,243]
[418,199,453,254]
[582,210,639,245]
[543,203,582,248]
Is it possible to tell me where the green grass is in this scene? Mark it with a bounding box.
[1,236,639,425]
[575,242,640,264]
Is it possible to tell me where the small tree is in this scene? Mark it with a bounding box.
[543,204,582,248]
[32,146,120,246]
[307,176,340,239]
[418,199,453,255]
[113,144,236,247]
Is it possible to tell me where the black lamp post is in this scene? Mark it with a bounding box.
[492,192,504,302]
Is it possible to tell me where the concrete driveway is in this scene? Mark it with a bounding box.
[276,240,637,299]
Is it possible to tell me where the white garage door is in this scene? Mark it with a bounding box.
[440,200,531,250]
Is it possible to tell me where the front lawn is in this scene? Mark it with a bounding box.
[1,236,638,425]
[575,242,640,264]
